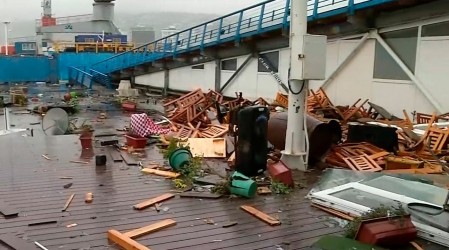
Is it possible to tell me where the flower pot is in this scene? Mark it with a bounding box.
[122,102,137,112]
[267,161,294,187]
[229,171,257,198]
[125,134,147,149]
[356,215,417,247]
[80,133,93,150]
[168,148,192,171]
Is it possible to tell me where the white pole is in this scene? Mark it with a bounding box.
[3,22,10,55]
[281,0,308,171]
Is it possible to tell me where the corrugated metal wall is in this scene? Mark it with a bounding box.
[0,53,115,83]
[0,56,51,83]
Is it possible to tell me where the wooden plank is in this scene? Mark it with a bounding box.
[240,205,281,226]
[0,200,19,218]
[179,192,222,199]
[107,146,123,162]
[62,194,75,212]
[141,168,180,178]
[133,193,175,210]
[124,219,177,239]
[0,233,37,249]
[121,152,139,165]
[311,203,355,221]
[178,138,226,158]
[107,230,150,250]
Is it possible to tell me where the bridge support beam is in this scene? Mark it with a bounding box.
[163,68,169,97]
[220,54,253,93]
[214,59,221,92]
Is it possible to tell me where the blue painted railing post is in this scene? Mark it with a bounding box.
[216,18,223,44]
[257,4,266,33]
[163,38,168,56]
[282,0,291,30]
[173,33,180,58]
[235,11,244,43]
[348,0,355,15]
[186,29,192,51]
[313,0,319,20]
[200,24,207,50]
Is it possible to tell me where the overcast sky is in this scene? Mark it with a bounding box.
[0,0,262,21]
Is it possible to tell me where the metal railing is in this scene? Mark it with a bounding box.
[92,0,395,74]
[68,66,94,89]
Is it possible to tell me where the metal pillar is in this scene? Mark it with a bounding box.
[281,0,308,171]
[220,54,253,93]
[3,21,10,55]
[163,68,169,96]
[372,31,443,113]
[214,59,221,92]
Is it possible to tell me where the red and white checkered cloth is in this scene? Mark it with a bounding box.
[130,113,171,137]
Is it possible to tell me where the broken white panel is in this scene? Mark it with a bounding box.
[308,177,449,247]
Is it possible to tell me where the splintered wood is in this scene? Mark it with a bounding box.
[141,168,180,178]
[133,194,175,210]
[108,219,177,250]
[240,205,281,226]
[343,154,383,172]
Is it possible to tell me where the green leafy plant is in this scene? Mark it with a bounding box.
[172,178,187,190]
[179,156,202,182]
[211,180,231,195]
[270,181,292,194]
[344,203,408,239]
[163,138,190,160]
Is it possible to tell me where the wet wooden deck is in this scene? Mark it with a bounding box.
[0,108,445,250]
[0,109,343,250]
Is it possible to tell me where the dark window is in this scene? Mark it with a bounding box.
[422,21,449,37]
[258,51,279,73]
[221,58,237,71]
[192,64,204,69]
[373,27,418,80]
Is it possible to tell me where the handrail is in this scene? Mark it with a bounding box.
[92,0,396,73]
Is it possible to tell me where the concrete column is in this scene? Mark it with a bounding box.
[214,59,221,92]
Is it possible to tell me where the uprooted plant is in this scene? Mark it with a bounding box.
[270,180,292,194]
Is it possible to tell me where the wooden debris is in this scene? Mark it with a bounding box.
[240,205,281,226]
[28,220,58,227]
[343,154,383,172]
[141,168,180,178]
[179,191,222,199]
[257,187,272,195]
[70,160,89,164]
[85,193,93,203]
[124,219,176,239]
[0,233,37,249]
[59,177,73,180]
[133,193,175,210]
[66,223,78,228]
[35,241,49,250]
[227,152,236,168]
[42,154,50,160]
[121,152,139,165]
[410,241,424,250]
[222,221,238,228]
[0,200,19,218]
[311,203,355,221]
[108,230,149,250]
[107,146,123,162]
[62,194,75,212]
[63,183,73,189]
[178,138,226,158]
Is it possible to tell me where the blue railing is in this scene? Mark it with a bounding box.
[68,66,94,89]
[92,0,395,74]
[90,69,112,89]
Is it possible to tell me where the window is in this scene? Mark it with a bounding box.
[258,51,279,73]
[221,58,237,71]
[22,43,36,51]
[85,38,95,43]
[422,21,449,37]
[373,27,418,80]
[192,64,204,70]
[113,38,122,43]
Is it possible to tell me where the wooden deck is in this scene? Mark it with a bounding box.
[0,110,342,250]
[0,108,446,250]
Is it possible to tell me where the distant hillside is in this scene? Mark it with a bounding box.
[0,12,219,42]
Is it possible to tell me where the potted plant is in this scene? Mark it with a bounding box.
[344,204,417,248]
[79,124,94,149]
